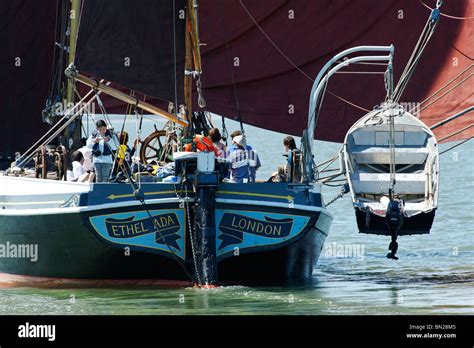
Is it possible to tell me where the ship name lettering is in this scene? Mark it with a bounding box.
[111,222,149,237]
[231,217,282,236]
[154,216,175,229]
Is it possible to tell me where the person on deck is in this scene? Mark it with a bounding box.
[270,136,301,182]
[86,120,118,183]
[228,130,252,152]
[208,128,226,158]
[112,131,138,181]
[184,134,219,156]
[66,151,91,183]
[227,135,261,183]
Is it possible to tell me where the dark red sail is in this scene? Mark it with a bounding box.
[196,0,473,143]
[0,0,55,155]
[1,0,472,160]
[75,0,186,105]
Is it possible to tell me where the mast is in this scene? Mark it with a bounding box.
[183,0,219,287]
[183,0,204,138]
[64,0,82,149]
[184,2,193,138]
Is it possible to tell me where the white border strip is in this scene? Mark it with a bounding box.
[0,197,333,219]
[0,200,65,206]
[0,197,194,216]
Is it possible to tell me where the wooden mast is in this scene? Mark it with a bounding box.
[183,0,195,138]
[64,0,82,149]
[183,0,204,139]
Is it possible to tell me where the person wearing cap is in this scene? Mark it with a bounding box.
[227,134,261,183]
[228,130,253,153]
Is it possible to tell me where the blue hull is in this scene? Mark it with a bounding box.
[0,181,332,284]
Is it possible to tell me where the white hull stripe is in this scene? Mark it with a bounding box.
[0,197,192,216]
[0,197,332,219]
[0,200,65,206]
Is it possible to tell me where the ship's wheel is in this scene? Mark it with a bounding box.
[139,130,177,164]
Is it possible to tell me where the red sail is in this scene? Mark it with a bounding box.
[1,0,472,157]
[196,0,473,143]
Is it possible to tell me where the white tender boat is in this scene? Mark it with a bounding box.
[343,103,439,258]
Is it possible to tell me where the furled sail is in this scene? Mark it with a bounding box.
[75,0,186,104]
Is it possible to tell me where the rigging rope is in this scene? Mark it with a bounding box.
[92,94,194,282]
[222,1,245,134]
[326,183,350,207]
[418,74,473,113]
[409,64,473,114]
[238,0,371,114]
[393,1,442,102]
[438,124,474,142]
[439,137,473,155]
[419,0,474,20]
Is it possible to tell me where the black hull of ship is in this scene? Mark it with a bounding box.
[0,203,330,285]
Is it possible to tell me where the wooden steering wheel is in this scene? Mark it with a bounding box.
[139,130,177,164]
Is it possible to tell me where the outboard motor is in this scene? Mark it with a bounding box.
[385,191,405,260]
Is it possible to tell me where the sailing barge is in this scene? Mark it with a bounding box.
[0,0,334,286]
[1,0,471,286]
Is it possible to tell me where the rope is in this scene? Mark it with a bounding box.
[183,183,201,285]
[92,94,195,283]
[221,1,244,133]
[336,60,389,67]
[394,1,443,102]
[326,184,350,207]
[388,108,396,191]
[326,91,371,112]
[408,64,473,114]
[419,0,474,20]
[196,77,206,108]
[316,150,341,170]
[16,86,103,168]
[440,137,473,155]
[418,74,473,113]
[99,126,194,282]
[134,190,194,282]
[334,71,386,75]
[431,106,474,130]
[438,123,474,142]
[221,115,229,146]
[238,0,370,114]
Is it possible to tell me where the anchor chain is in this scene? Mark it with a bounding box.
[326,183,350,207]
[175,179,202,286]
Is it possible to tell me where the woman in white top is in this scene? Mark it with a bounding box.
[67,151,91,183]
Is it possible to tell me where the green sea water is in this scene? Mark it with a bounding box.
[0,116,472,315]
